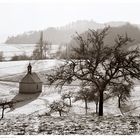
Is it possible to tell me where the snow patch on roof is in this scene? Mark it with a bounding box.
[20,72,42,83]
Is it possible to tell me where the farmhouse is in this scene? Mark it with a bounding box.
[19,63,42,94]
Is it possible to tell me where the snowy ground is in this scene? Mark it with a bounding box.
[0,59,62,80]
[0,44,61,60]
[0,59,140,134]
[0,44,35,59]
[0,59,139,117]
[1,114,140,135]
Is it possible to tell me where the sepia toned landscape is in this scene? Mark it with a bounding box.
[1,0,140,136]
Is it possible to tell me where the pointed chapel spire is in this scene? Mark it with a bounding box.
[27,63,32,74]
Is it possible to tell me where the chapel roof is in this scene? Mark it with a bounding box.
[20,63,42,83]
[20,72,42,83]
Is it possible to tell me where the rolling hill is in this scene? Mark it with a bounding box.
[5,20,130,45]
[68,23,140,51]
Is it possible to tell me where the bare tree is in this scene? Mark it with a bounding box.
[49,100,69,117]
[61,92,73,107]
[0,99,13,119]
[112,83,132,108]
[74,86,90,114]
[90,86,99,114]
[74,84,104,114]
[47,27,140,116]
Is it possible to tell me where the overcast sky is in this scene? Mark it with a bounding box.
[0,0,140,43]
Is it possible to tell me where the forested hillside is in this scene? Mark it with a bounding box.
[5,20,130,45]
[69,23,140,50]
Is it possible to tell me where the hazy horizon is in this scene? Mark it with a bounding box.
[1,0,140,43]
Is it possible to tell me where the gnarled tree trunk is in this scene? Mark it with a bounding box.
[1,105,5,119]
[99,91,103,116]
[118,96,121,108]
[95,102,98,114]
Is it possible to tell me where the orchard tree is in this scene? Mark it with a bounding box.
[74,83,111,114]
[47,27,140,116]
[90,86,99,114]
[61,92,73,107]
[49,100,69,117]
[74,82,99,114]
[112,83,132,108]
[74,85,91,114]
[0,99,13,119]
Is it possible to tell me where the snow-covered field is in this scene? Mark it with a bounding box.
[0,57,140,134]
[0,59,61,78]
[0,44,35,59]
[0,60,140,135]
[0,59,139,117]
[0,44,61,60]
[0,60,72,116]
